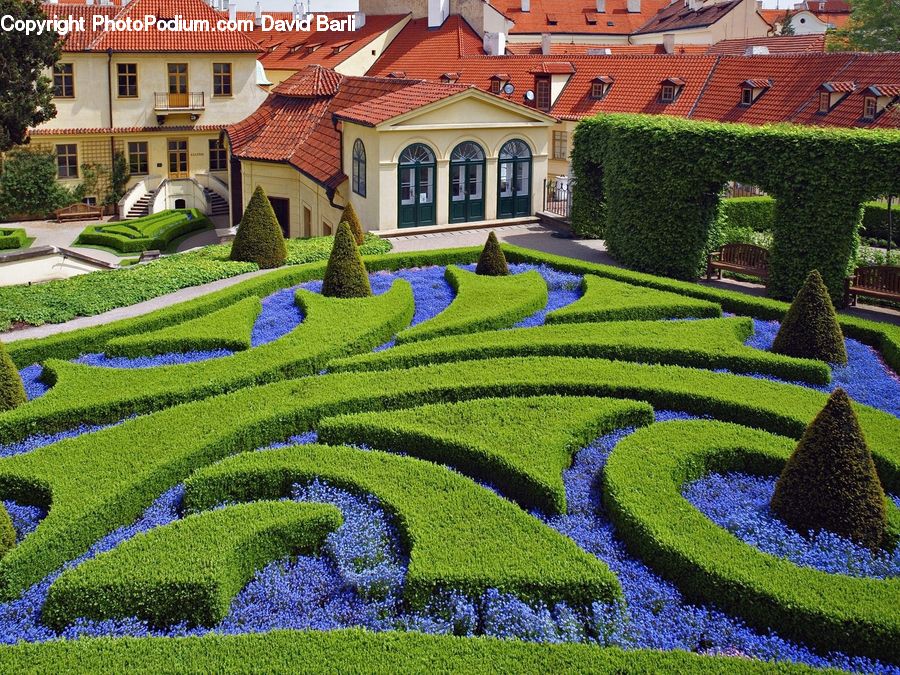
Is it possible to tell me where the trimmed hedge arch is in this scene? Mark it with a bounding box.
[571,114,900,303]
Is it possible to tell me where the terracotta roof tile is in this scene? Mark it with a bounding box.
[272,64,342,96]
[506,42,709,55]
[488,0,670,34]
[821,80,856,93]
[706,35,826,55]
[633,0,742,34]
[531,61,576,74]
[369,15,485,76]
[43,4,119,51]
[30,124,224,135]
[867,84,900,97]
[335,81,472,126]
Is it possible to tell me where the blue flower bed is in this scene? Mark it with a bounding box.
[0,419,125,459]
[745,319,900,418]
[683,472,900,579]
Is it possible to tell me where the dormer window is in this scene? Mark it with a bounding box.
[862,96,876,120]
[305,43,322,55]
[739,79,771,106]
[585,12,598,24]
[440,72,460,83]
[331,40,353,55]
[535,76,551,111]
[546,13,558,24]
[819,91,831,113]
[660,77,685,103]
[490,73,510,94]
[388,71,406,79]
[818,81,855,114]
[591,75,613,99]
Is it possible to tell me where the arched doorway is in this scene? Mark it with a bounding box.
[398,143,436,228]
[449,141,485,223]
[498,139,532,219]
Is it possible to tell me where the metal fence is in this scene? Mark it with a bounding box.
[543,178,572,221]
[724,181,767,198]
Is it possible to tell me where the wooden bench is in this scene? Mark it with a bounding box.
[54,203,102,223]
[706,243,769,282]
[844,265,900,306]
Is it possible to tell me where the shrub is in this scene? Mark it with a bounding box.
[771,388,888,550]
[396,266,546,343]
[0,228,29,251]
[860,200,900,248]
[720,197,775,233]
[321,222,372,298]
[475,232,508,276]
[75,210,209,254]
[43,501,341,629]
[771,270,847,364]
[0,341,25,412]
[604,419,900,663]
[340,202,365,245]
[0,148,73,220]
[229,186,287,269]
[0,505,14,559]
[184,443,620,608]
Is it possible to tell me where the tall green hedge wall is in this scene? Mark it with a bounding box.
[571,114,900,303]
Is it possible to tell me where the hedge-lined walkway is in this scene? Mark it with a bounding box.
[3,224,897,342]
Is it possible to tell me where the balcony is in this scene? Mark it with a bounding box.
[154,92,206,113]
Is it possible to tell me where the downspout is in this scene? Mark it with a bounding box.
[107,48,116,215]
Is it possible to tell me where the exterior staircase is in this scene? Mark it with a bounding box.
[204,188,229,217]
[125,189,157,219]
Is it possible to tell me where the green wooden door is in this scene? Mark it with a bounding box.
[398,144,436,229]
[449,142,485,224]
[498,139,532,219]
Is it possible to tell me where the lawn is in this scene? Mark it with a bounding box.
[0,244,898,672]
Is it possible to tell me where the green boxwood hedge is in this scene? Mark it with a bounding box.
[317,396,654,514]
[0,228,29,251]
[329,317,831,385]
[75,210,210,254]
[0,629,826,673]
[861,200,900,247]
[395,266,547,343]
[571,114,900,302]
[183,443,620,608]
[104,295,262,357]
[43,501,342,630]
[603,419,900,662]
[719,197,775,233]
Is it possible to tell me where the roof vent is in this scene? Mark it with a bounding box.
[541,33,552,55]
[744,45,770,55]
[596,0,606,11]
[587,48,613,55]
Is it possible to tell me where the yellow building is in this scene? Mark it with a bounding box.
[226,66,554,235]
[31,0,269,217]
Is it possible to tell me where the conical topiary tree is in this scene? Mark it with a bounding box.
[770,388,887,550]
[340,202,365,246]
[0,341,26,412]
[321,221,372,298]
[771,269,846,364]
[475,231,509,276]
[229,185,287,269]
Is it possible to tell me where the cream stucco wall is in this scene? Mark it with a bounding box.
[335,15,413,76]
[43,52,267,130]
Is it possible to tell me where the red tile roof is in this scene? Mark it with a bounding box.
[369,15,485,76]
[335,81,473,126]
[488,0,671,34]
[532,61,577,74]
[506,42,709,55]
[706,35,827,55]
[43,4,119,51]
[30,124,224,135]
[757,8,786,26]
[272,64,343,96]
[633,0,742,34]
[867,84,900,97]
[822,80,856,92]
[237,13,409,71]
[227,67,421,190]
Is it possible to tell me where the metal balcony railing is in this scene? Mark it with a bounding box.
[154,92,205,111]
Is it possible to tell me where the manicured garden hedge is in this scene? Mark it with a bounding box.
[0,228,29,251]
[44,501,341,629]
[861,200,900,248]
[104,295,262,357]
[603,419,900,662]
[317,396,654,514]
[571,114,900,302]
[395,266,547,343]
[329,317,831,385]
[75,209,210,254]
[184,443,620,608]
[546,274,720,323]
[719,197,775,233]
[2,355,896,602]
[0,629,825,673]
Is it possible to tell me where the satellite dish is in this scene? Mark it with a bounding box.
[503,82,515,95]
[524,90,535,101]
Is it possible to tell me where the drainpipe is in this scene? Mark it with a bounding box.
[107,48,116,216]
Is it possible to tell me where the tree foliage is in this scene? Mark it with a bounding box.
[771,269,847,364]
[0,340,26,412]
[0,0,61,152]
[339,202,365,246]
[475,232,509,276]
[771,388,888,550]
[229,185,287,269]
[321,221,372,298]
[827,0,900,52]
[0,147,73,220]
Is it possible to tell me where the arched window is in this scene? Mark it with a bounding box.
[399,143,436,165]
[449,141,485,224]
[451,141,485,163]
[499,139,531,160]
[398,143,436,228]
[498,139,532,219]
[352,139,366,197]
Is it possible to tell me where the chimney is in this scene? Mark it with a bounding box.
[541,33,552,55]
[662,33,675,53]
[744,45,770,55]
[254,1,262,26]
[354,10,366,28]
[521,0,530,11]
[228,2,237,22]
[483,31,507,56]
[596,0,605,11]
[626,0,640,11]
[292,0,302,19]
[428,0,449,27]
